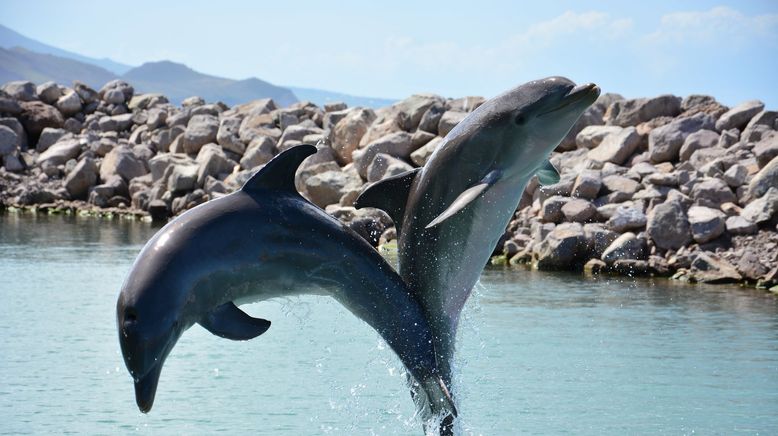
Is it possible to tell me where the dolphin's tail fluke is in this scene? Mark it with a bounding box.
[420,375,458,418]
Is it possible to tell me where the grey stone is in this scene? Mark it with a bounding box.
[690,177,736,208]
[128,93,168,111]
[587,126,642,165]
[99,79,134,102]
[725,216,757,235]
[602,232,648,264]
[103,88,125,105]
[678,129,719,161]
[3,153,24,172]
[216,116,246,155]
[753,133,778,168]
[747,156,778,199]
[715,100,764,131]
[540,196,571,223]
[689,252,742,283]
[534,223,586,270]
[167,164,199,192]
[240,136,276,170]
[73,81,98,105]
[196,144,236,186]
[557,104,605,151]
[576,125,623,149]
[183,114,219,154]
[366,153,414,183]
[1,81,37,101]
[353,132,414,178]
[410,136,443,166]
[571,170,602,199]
[36,81,61,104]
[36,138,81,168]
[742,110,778,143]
[446,96,485,112]
[323,102,347,112]
[687,206,726,243]
[607,206,647,232]
[146,108,168,130]
[0,125,18,156]
[602,175,641,199]
[331,108,376,164]
[605,95,681,127]
[36,127,67,152]
[304,169,363,207]
[647,199,692,250]
[418,103,445,134]
[645,172,678,186]
[437,111,467,137]
[741,187,778,224]
[648,113,715,163]
[19,101,64,143]
[394,94,444,131]
[64,157,98,199]
[723,164,748,187]
[100,147,148,182]
[583,223,619,258]
[561,198,597,222]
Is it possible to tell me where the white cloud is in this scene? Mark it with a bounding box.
[644,6,778,47]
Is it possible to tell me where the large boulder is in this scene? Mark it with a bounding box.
[534,223,586,269]
[586,127,641,165]
[100,147,148,182]
[753,133,778,168]
[1,81,37,101]
[725,216,757,235]
[437,111,467,137]
[607,206,647,232]
[216,116,246,155]
[366,153,414,183]
[605,95,681,127]
[240,136,276,170]
[689,252,742,283]
[64,157,98,199]
[571,170,602,199]
[410,136,443,166]
[196,144,236,186]
[687,206,726,243]
[647,199,691,250]
[747,156,778,199]
[353,132,414,179]
[601,232,648,264]
[690,177,736,208]
[0,125,19,156]
[331,108,376,164]
[18,101,64,144]
[394,94,444,131]
[741,187,778,224]
[183,114,219,154]
[36,138,81,168]
[576,125,622,149]
[561,198,597,222]
[741,110,778,143]
[648,114,714,163]
[304,169,363,207]
[678,129,719,161]
[715,100,764,131]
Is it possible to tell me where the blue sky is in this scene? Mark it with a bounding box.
[2,0,777,106]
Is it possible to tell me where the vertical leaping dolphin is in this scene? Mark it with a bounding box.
[116,145,456,428]
[356,77,600,428]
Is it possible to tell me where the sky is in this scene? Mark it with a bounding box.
[2,0,777,106]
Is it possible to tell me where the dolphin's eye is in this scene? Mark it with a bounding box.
[124,308,138,323]
[514,114,527,126]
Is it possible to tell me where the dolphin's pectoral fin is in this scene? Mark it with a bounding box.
[354,168,420,231]
[241,144,317,194]
[425,170,501,229]
[535,159,560,185]
[199,302,271,341]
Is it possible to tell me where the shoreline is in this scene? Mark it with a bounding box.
[1,78,777,293]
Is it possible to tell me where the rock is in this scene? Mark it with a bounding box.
[196,144,236,186]
[561,198,596,222]
[18,101,64,144]
[128,93,168,111]
[537,177,575,203]
[36,138,81,168]
[534,223,585,269]
[446,96,485,112]
[323,102,347,112]
[605,95,681,127]
[726,216,757,235]
[647,199,692,250]
[753,133,778,168]
[601,175,640,201]
[741,187,778,224]
[0,95,22,114]
[353,132,414,179]
[678,129,718,161]
[331,108,376,164]
[53,91,82,116]
[607,206,647,232]
[690,178,736,208]
[99,79,134,102]
[586,126,641,165]
[648,114,715,163]
[148,200,169,221]
[742,110,778,143]
[394,94,444,131]
[723,164,748,188]
[437,111,467,137]
[100,147,148,182]
[304,169,363,207]
[1,81,37,101]
[601,232,648,264]
[36,81,61,104]
[167,164,199,192]
[73,81,98,104]
[359,109,404,146]
[410,136,443,166]
[215,116,245,155]
[736,250,770,281]
[418,103,445,134]
[3,153,24,172]
[36,127,67,152]
[689,252,742,283]
[645,172,678,186]
[240,136,275,169]
[687,206,726,243]
[571,170,602,199]
[540,196,571,223]
[582,223,619,258]
[583,258,608,274]
[103,88,125,105]
[183,114,219,154]
[557,104,605,151]
[366,153,414,182]
[0,125,18,156]
[715,100,764,131]
[575,125,622,149]
[64,157,98,199]
[747,156,778,199]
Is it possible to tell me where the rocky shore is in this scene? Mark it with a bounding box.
[1,79,776,291]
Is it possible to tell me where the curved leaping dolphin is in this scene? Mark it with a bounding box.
[356,77,600,423]
[116,144,456,425]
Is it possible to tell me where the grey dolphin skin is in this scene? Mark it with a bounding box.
[116,144,456,426]
[356,77,600,429]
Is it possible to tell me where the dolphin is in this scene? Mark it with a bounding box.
[356,77,600,423]
[116,144,456,425]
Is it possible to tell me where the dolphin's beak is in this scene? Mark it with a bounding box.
[541,82,600,116]
[134,363,163,413]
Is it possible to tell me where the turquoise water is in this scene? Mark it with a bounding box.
[1,212,777,435]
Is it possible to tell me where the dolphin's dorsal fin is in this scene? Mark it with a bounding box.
[354,168,420,232]
[241,144,317,193]
[535,159,560,185]
[426,169,502,229]
[199,302,271,341]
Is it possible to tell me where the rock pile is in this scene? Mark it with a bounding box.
[1,79,776,289]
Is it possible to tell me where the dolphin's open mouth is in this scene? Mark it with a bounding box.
[134,363,163,413]
[539,82,600,116]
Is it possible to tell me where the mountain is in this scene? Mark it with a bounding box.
[0,47,117,88]
[122,61,298,107]
[0,24,132,75]
[288,86,395,109]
